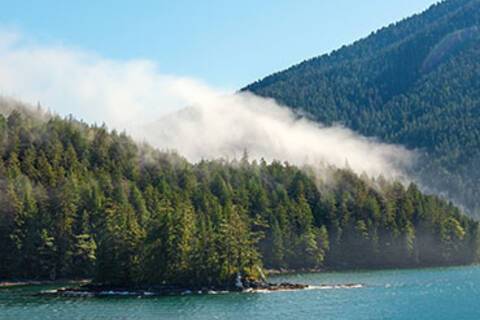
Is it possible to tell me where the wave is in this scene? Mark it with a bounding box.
[249,283,363,294]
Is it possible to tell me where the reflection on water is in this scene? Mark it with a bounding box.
[1,265,480,320]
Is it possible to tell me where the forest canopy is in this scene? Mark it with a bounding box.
[0,105,478,288]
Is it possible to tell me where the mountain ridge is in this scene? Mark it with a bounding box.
[244,0,480,215]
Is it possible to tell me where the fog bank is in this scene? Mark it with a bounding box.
[137,87,414,180]
[0,31,414,180]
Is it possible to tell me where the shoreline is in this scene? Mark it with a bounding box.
[39,281,312,297]
[38,283,364,297]
[0,279,90,288]
[3,263,476,290]
[265,263,480,276]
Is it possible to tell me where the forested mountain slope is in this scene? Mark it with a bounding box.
[0,103,478,287]
[244,0,480,215]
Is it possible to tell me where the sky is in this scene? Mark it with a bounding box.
[1,0,438,89]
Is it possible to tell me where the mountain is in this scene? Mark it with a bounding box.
[0,101,478,286]
[244,0,480,215]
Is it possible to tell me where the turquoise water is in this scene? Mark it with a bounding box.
[1,265,480,320]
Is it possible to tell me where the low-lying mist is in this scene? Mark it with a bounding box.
[136,85,414,180]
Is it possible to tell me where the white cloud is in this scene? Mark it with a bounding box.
[0,32,188,130]
[0,31,414,180]
[140,91,413,180]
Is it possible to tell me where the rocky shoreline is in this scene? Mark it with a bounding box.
[0,279,89,288]
[39,281,310,297]
[39,282,366,297]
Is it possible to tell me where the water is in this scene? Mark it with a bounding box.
[1,265,479,320]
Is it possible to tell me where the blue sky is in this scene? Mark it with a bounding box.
[2,0,437,89]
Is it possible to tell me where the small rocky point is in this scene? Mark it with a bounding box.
[40,280,309,297]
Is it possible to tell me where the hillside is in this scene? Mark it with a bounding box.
[244,0,480,215]
[0,102,478,287]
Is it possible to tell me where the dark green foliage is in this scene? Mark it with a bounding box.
[244,0,480,215]
[0,108,478,287]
